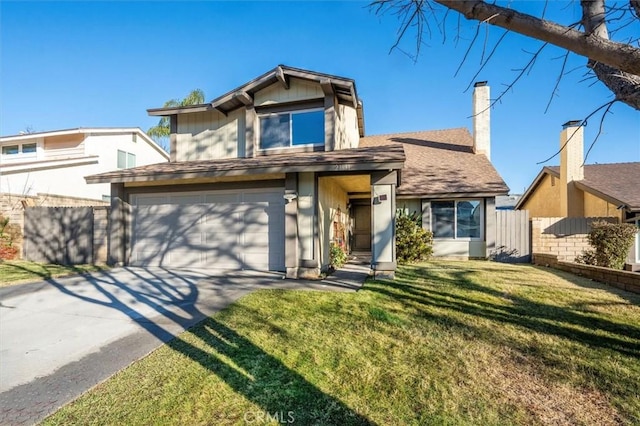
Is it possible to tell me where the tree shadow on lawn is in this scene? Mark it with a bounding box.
[40,267,373,425]
[365,265,640,359]
[171,316,373,425]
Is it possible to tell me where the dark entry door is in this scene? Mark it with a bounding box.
[353,205,371,251]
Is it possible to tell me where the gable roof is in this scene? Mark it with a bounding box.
[359,128,509,198]
[85,145,405,184]
[0,127,169,160]
[147,65,365,136]
[515,162,640,212]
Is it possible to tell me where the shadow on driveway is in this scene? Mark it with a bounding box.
[0,266,370,425]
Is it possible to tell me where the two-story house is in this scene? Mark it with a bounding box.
[0,128,169,202]
[87,66,508,278]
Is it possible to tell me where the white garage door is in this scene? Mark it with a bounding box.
[130,189,285,271]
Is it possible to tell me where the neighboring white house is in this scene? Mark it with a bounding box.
[0,128,169,201]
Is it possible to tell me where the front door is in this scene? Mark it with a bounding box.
[353,204,371,251]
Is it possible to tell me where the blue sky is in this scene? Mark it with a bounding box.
[1,1,638,193]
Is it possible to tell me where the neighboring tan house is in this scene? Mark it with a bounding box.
[0,128,169,202]
[87,65,508,278]
[515,121,640,266]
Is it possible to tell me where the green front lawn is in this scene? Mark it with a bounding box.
[0,261,108,287]
[43,261,640,425]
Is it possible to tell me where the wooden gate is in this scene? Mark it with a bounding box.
[493,210,531,263]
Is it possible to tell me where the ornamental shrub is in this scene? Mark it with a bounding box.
[396,211,433,264]
[329,242,347,270]
[0,216,18,261]
[576,220,636,270]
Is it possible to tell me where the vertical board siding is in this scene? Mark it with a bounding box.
[494,210,531,263]
[254,78,323,106]
[176,110,241,161]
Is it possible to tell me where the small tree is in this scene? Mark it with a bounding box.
[576,220,637,270]
[396,210,433,264]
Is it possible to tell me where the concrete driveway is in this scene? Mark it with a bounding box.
[0,266,365,425]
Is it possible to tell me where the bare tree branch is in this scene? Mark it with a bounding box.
[536,100,618,164]
[435,0,640,75]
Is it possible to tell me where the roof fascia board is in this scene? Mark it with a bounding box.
[398,191,509,199]
[86,160,405,185]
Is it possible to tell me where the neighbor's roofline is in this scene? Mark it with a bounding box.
[515,165,640,212]
[514,166,558,210]
[0,127,169,160]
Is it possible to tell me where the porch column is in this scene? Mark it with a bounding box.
[371,171,397,279]
[296,172,320,278]
[285,173,299,278]
[108,183,130,266]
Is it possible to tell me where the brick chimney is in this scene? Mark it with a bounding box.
[472,81,490,159]
[560,120,585,217]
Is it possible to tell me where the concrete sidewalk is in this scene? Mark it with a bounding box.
[0,265,368,425]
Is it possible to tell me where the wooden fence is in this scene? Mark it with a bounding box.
[493,210,531,263]
[23,206,109,264]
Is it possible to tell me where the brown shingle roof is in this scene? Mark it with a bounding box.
[548,163,640,210]
[359,128,509,197]
[85,145,405,184]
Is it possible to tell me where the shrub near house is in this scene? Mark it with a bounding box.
[396,211,433,264]
[577,220,637,270]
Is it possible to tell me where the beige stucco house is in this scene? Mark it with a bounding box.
[516,121,640,266]
[87,66,508,278]
[0,128,169,202]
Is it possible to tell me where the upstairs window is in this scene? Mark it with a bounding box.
[1,143,37,157]
[431,200,483,239]
[2,145,19,155]
[117,150,136,169]
[259,109,324,150]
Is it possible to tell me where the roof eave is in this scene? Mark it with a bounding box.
[86,160,405,185]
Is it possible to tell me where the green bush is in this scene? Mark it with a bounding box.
[576,220,637,270]
[329,242,347,270]
[395,211,433,264]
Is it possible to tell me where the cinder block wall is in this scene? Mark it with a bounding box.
[531,217,617,262]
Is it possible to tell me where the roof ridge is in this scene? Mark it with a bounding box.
[361,127,470,139]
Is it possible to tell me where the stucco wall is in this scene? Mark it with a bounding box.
[318,177,349,269]
[176,110,244,161]
[521,174,562,217]
[583,191,623,220]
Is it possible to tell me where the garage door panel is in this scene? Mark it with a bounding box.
[204,193,241,204]
[131,189,284,271]
[170,194,204,205]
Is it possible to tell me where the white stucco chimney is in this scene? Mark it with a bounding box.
[560,120,585,217]
[472,81,490,159]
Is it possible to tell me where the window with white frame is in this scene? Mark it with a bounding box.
[1,143,37,157]
[259,109,324,150]
[117,150,136,169]
[431,200,483,239]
